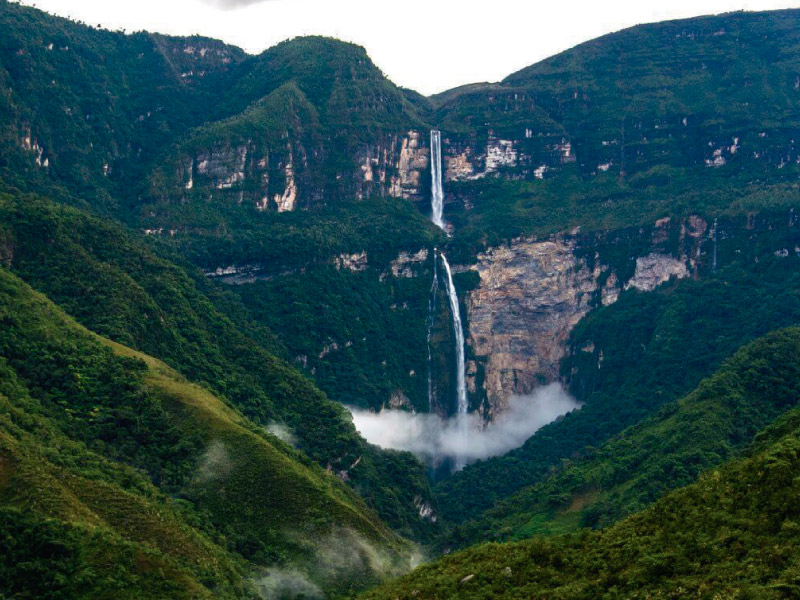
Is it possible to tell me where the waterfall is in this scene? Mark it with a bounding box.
[430,130,445,231]
[712,218,718,273]
[426,252,440,413]
[440,253,468,417]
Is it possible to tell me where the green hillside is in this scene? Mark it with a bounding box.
[0,265,415,597]
[0,189,438,542]
[453,325,800,545]
[3,3,800,598]
[363,330,800,599]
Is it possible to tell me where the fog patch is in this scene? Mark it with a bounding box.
[194,440,232,483]
[255,528,420,598]
[349,383,580,468]
[254,569,322,600]
[266,422,296,446]
[312,527,416,581]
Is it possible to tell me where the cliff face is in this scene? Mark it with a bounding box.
[465,237,615,416]
[463,211,800,415]
[443,131,574,183]
[164,129,430,213]
[462,217,716,414]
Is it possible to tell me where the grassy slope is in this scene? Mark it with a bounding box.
[363,330,800,599]
[0,265,413,597]
[0,189,438,541]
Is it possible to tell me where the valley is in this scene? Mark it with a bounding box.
[2,1,800,597]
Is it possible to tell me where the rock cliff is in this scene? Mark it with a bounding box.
[462,211,800,415]
[465,237,617,416]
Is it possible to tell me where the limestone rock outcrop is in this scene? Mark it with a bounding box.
[466,238,602,415]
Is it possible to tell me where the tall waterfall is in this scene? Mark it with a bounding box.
[440,253,468,417]
[430,130,445,231]
[712,218,718,273]
[426,252,440,413]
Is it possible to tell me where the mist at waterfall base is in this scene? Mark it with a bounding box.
[349,383,581,470]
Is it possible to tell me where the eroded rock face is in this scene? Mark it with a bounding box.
[274,152,297,212]
[335,252,368,272]
[173,129,430,211]
[466,238,603,415]
[390,249,429,278]
[625,254,689,292]
[464,217,702,414]
[389,131,429,199]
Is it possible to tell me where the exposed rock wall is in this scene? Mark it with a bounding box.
[464,222,703,415]
[442,133,575,183]
[625,254,689,292]
[388,131,429,200]
[390,249,429,278]
[171,129,430,211]
[465,238,608,416]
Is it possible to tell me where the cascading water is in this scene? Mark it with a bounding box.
[440,253,468,418]
[426,253,440,413]
[712,217,718,273]
[427,129,471,467]
[430,130,445,231]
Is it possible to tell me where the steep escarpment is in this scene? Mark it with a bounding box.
[429,10,800,193]
[0,2,246,212]
[434,209,800,524]
[457,208,799,415]
[141,36,434,226]
[465,237,609,416]
[462,218,695,414]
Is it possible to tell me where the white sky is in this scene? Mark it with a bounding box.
[18,0,800,95]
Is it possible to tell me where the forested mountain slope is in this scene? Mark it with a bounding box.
[0,267,415,598]
[0,189,437,542]
[3,3,800,598]
[449,323,800,546]
[363,329,800,599]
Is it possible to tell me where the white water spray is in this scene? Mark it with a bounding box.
[440,253,468,418]
[430,130,445,231]
[426,253,440,413]
[712,217,718,273]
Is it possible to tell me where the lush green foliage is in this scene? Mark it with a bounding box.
[435,253,800,525]
[0,190,437,542]
[0,0,244,212]
[5,4,800,597]
[0,265,417,596]
[364,330,800,599]
[236,265,432,411]
[453,327,800,545]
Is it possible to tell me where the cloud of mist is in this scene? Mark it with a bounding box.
[255,527,421,599]
[349,383,580,468]
[266,422,297,446]
[254,569,323,600]
[194,440,232,483]
[199,0,276,10]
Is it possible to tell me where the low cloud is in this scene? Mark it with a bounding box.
[254,569,322,600]
[255,528,421,599]
[200,0,277,10]
[349,383,580,468]
[194,440,232,483]
[266,422,297,446]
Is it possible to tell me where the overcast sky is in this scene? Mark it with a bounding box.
[18,0,800,95]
